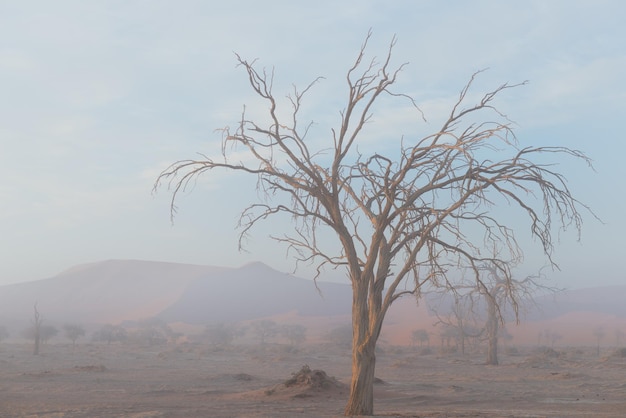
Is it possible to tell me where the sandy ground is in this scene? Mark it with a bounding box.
[1,342,625,417]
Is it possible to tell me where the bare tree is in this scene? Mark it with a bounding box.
[543,329,563,348]
[431,260,552,365]
[204,322,247,346]
[431,293,482,355]
[154,32,593,415]
[93,324,128,345]
[411,329,430,347]
[593,326,605,357]
[475,265,549,365]
[32,303,42,355]
[63,324,86,350]
[130,318,180,346]
[250,319,278,345]
[40,325,58,345]
[438,325,458,352]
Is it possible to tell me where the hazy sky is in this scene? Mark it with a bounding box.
[1,1,624,289]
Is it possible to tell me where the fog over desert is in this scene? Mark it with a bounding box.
[3,1,625,416]
[1,260,625,416]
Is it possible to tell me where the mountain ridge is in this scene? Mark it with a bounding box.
[0,259,624,346]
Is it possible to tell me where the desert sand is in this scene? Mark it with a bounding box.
[1,340,625,417]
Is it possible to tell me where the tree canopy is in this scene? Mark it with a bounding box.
[155,32,593,415]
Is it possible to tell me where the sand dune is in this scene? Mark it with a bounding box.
[0,259,624,347]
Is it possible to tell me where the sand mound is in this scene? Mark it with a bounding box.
[230,365,347,401]
[232,373,254,381]
[283,365,343,390]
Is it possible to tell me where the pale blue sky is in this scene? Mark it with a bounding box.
[1,1,624,289]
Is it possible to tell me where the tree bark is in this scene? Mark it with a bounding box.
[458,322,466,355]
[33,331,40,356]
[344,338,376,415]
[32,304,41,356]
[344,279,380,416]
[486,297,499,365]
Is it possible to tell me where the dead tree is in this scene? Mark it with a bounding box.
[477,265,549,365]
[154,32,594,416]
[593,326,605,357]
[63,324,86,351]
[250,319,277,345]
[431,293,482,355]
[411,329,430,347]
[32,303,42,355]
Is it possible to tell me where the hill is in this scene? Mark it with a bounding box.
[157,261,352,323]
[0,260,227,325]
[0,260,354,330]
[0,259,624,346]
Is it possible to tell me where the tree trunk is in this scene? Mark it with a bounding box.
[32,304,41,356]
[344,338,376,415]
[33,331,40,355]
[344,279,380,416]
[458,325,465,355]
[486,297,499,365]
[487,328,498,365]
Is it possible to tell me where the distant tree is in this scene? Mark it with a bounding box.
[130,318,180,346]
[432,294,482,355]
[40,325,58,344]
[154,32,594,416]
[204,322,247,346]
[326,324,353,349]
[543,329,562,348]
[280,324,307,346]
[131,328,166,347]
[476,265,548,365]
[93,324,128,345]
[24,324,59,347]
[593,326,605,356]
[411,329,430,347]
[31,303,43,355]
[63,324,86,350]
[432,263,548,365]
[127,317,182,346]
[23,320,57,348]
[481,271,502,364]
[250,320,278,345]
[438,325,458,352]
